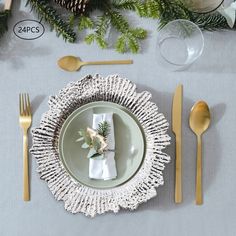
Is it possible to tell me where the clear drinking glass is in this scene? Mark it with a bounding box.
[156,19,204,71]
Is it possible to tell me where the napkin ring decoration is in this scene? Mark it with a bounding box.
[77,121,113,159]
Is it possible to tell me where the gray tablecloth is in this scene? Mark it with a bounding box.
[0,2,235,236]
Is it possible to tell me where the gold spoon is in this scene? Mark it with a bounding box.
[189,101,211,205]
[58,56,133,72]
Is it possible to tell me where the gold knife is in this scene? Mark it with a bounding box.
[172,84,183,203]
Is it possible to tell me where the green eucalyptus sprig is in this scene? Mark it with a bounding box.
[77,121,110,159]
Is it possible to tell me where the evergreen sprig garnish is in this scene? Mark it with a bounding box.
[97,121,110,139]
[0,10,10,38]
[26,0,76,42]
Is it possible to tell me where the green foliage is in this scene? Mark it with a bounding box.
[109,10,147,53]
[115,35,126,53]
[97,121,110,138]
[69,14,75,28]
[84,33,96,44]
[26,0,76,42]
[78,15,94,31]
[24,0,235,53]
[109,10,129,32]
[93,14,110,48]
[156,0,192,28]
[84,7,147,53]
[0,10,10,38]
[141,0,231,31]
[115,32,141,53]
[130,28,147,39]
[191,12,228,31]
[84,14,110,48]
[114,27,147,53]
[111,0,141,12]
[138,0,160,18]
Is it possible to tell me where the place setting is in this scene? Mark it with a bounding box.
[27,74,171,216]
[13,0,232,219]
[17,71,213,217]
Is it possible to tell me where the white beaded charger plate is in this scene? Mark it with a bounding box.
[30,74,171,217]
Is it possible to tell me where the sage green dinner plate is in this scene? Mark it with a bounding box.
[58,101,145,189]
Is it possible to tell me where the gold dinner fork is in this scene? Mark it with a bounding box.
[19,93,32,201]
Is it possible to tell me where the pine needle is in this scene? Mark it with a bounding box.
[26,0,76,42]
[97,121,110,138]
[0,10,10,38]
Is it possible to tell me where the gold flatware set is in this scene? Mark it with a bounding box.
[172,85,211,205]
[18,86,210,204]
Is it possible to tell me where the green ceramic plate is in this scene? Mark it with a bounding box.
[58,101,145,189]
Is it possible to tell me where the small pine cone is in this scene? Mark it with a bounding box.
[54,0,90,13]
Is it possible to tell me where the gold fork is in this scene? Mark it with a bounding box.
[19,93,32,201]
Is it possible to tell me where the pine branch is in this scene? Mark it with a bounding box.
[137,0,160,18]
[151,0,231,31]
[86,0,110,11]
[78,15,94,31]
[111,0,142,12]
[108,10,147,53]
[69,14,75,28]
[85,13,110,48]
[24,0,234,54]
[156,0,191,28]
[191,12,229,31]
[26,0,76,42]
[84,0,147,53]
[97,121,110,138]
[109,10,129,32]
[146,0,160,18]
[0,10,10,38]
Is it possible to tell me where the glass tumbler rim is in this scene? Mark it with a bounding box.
[157,19,204,67]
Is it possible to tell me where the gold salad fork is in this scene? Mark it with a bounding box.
[19,94,32,201]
